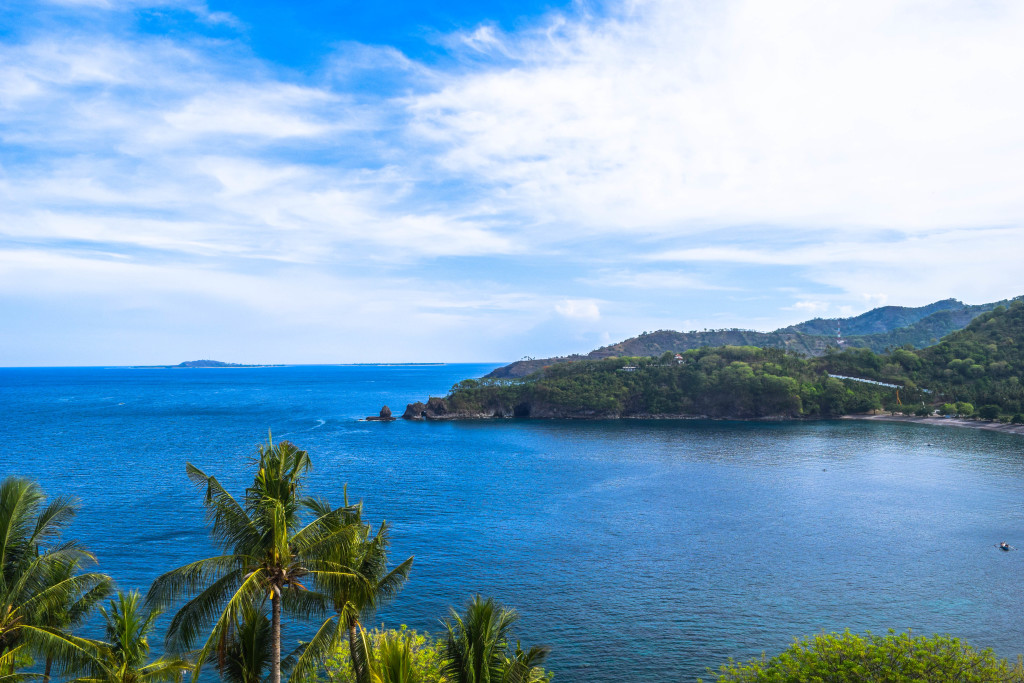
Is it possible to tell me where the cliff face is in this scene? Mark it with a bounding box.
[402,396,631,420]
[402,397,501,420]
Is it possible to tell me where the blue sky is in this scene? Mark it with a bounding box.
[2,0,1024,365]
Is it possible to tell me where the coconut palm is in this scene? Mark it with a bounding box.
[215,602,272,683]
[72,591,191,683]
[348,629,420,683]
[0,478,110,681]
[146,435,359,683]
[441,597,549,683]
[301,495,413,683]
[498,643,550,683]
[40,560,112,682]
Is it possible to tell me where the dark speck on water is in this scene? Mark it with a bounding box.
[3,364,1024,682]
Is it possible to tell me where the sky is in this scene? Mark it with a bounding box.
[2,0,1024,365]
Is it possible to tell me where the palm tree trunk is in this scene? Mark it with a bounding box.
[44,656,53,683]
[348,619,366,683]
[271,589,282,683]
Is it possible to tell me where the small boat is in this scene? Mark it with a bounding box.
[999,543,1011,551]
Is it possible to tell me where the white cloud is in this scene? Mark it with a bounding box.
[788,300,830,315]
[581,269,728,291]
[162,86,339,139]
[556,299,601,320]
[2,0,1024,363]
[409,0,1024,234]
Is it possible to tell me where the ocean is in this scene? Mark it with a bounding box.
[3,364,1024,681]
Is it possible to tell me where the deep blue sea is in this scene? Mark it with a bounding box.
[4,364,1024,682]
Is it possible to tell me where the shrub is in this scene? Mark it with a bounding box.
[978,404,1001,420]
[322,626,445,683]
[704,630,1024,682]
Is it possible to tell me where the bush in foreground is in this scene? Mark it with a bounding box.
[322,626,444,683]
[704,630,1024,682]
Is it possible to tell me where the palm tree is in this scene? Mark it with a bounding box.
[146,435,358,683]
[441,596,549,683]
[498,643,550,683]
[302,495,413,683]
[0,478,110,681]
[214,602,272,683]
[350,630,420,683]
[72,591,191,683]
[40,560,112,682]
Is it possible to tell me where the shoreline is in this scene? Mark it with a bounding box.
[400,407,1024,437]
[842,413,1024,436]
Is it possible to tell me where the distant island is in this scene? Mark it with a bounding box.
[131,360,285,369]
[404,297,1024,424]
[172,358,284,368]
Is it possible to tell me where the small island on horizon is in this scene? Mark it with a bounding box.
[128,359,286,369]
[177,359,260,368]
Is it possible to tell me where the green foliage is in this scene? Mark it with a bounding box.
[73,591,192,683]
[146,434,356,683]
[956,402,975,418]
[444,297,1024,420]
[301,493,413,683]
[704,630,1024,682]
[486,298,1013,379]
[322,627,444,683]
[216,603,273,683]
[1,454,549,683]
[0,478,111,681]
[442,596,551,683]
[978,404,1001,420]
[444,347,892,419]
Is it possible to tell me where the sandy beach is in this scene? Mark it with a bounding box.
[844,413,1024,436]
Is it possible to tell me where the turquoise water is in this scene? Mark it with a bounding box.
[3,364,1024,681]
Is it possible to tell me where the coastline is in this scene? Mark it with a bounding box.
[400,404,1024,437]
[842,413,1024,436]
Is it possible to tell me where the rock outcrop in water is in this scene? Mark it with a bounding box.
[366,405,396,421]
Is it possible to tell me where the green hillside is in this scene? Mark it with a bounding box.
[408,300,1024,422]
[486,297,1008,379]
[785,298,966,335]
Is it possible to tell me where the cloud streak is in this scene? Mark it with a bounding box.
[1,0,1023,363]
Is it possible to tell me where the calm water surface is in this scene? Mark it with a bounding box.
[3,364,1024,682]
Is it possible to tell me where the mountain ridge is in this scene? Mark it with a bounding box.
[487,297,1011,379]
[406,298,1024,422]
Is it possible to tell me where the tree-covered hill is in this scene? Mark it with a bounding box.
[823,301,1024,418]
[783,298,967,335]
[407,300,1024,422]
[486,297,1012,379]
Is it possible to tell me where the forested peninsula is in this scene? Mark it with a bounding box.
[405,300,1024,422]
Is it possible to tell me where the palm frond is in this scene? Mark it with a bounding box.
[285,614,342,683]
[187,568,268,681]
[279,587,328,622]
[366,558,412,616]
[163,567,250,653]
[145,556,246,610]
[28,496,78,548]
[17,624,97,675]
[65,575,114,627]
[137,657,194,683]
[186,465,262,553]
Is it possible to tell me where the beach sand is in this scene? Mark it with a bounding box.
[843,413,1024,437]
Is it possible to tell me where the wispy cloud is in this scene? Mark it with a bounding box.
[410,0,1024,234]
[1,0,1023,363]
